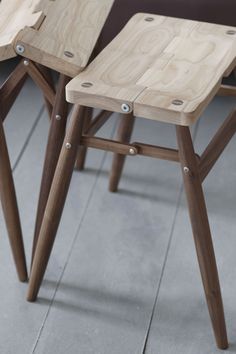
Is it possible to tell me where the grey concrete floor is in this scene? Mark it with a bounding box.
[0,60,236,354]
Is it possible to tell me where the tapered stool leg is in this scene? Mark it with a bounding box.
[36,64,55,118]
[0,120,27,281]
[176,125,228,350]
[109,113,135,192]
[75,107,93,171]
[31,74,69,264]
[27,105,85,301]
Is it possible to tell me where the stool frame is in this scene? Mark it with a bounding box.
[27,96,236,348]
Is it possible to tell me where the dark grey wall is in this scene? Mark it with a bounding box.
[99,0,236,50]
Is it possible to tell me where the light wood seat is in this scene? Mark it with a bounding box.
[0,0,44,61]
[66,13,236,125]
[14,0,114,77]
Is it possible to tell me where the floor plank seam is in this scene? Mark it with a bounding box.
[142,120,201,354]
[12,105,45,172]
[31,116,118,354]
[141,184,184,354]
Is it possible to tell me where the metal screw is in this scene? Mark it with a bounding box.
[64,51,74,58]
[226,30,236,35]
[121,103,131,113]
[172,99,184,106]
[66,143,72,149]
[55,115,61,121]
[16,44,25,54]
[81,82,93,88]
[23,59,29,66]
[145,17,154,22]
[183,167,190,174]
[129,148,136,155]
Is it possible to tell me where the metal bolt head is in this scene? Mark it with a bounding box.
[16,44,25,54]
[66,143,72,149]
[183,167,190,174]
[64,51,74,58]
[81,82,93,88]
[121,103,131,113]
[226,30,236,35]
[55,114,61,121]
[129,148,136,155]
[145,17,154,22]
[172,99,184,106]
[23,59,29,66]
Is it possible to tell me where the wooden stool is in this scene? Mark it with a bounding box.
[28,14,236,349]
[0,0,114,277]
[8,0,114,265]
[0,0,47,282]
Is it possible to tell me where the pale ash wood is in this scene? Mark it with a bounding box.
[176,126,228,350]
[109,113,135,192]
[27,105,85,302]
[66,13,236,125]
[0,119,27,282]
[14,0,115,77]
[31,74,69,265]
[0,0,44,61]
[199,109,236,182]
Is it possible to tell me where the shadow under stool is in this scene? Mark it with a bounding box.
[28,13,236,350]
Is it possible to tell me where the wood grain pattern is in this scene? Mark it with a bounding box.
[14,0,114,77]
[66,13,236,125]
[0,0,44,61]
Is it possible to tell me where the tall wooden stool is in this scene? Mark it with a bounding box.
[12,0,114,263]
[0,0,48,282]
[28,14,236,349]
[0,0,114,278]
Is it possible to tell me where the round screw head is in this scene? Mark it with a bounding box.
[129,148,136,155]
[121,103,131,113]
[81,82,93,88]
[183,167,190,174]
[55,114,61,121]
[16,44,25,54]
[23,59,29,66]
[145,17,154,22]
[64,51,74,58]
[66,143,72,149]
[172,99,184,106]
[226,30,236,35]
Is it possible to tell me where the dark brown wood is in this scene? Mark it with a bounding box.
[26,61,55,106]
[75,107,93,171]
[199,109,236,182]
[109,113,135,192]
[133,142,180,162]
[218,84,236,97]
[81,136,138,155]
[35,64,55,118]
[31,74,70,264]
[86,110,112,136]
[27,105,85,302]
[75,109,113,171]
[0,120,27,282]
[0,60,27,122]
[176,125,228,350]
